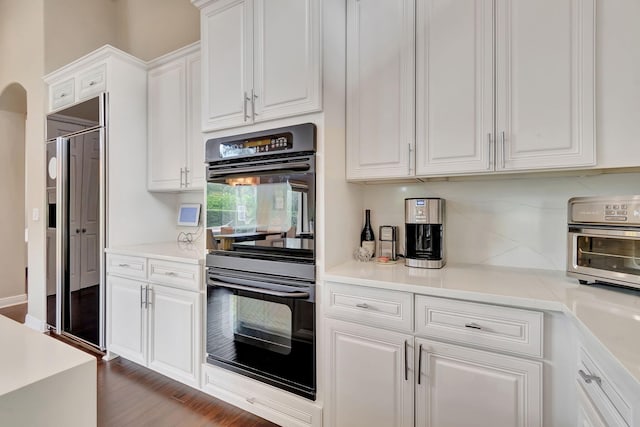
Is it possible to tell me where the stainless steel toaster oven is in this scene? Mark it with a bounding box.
[567,196,640,290]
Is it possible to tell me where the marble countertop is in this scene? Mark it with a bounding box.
[0,316,95,396]
[105,241,205,264]
[323,260,640,386]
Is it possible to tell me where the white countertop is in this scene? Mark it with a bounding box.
[0,316,96,396]
[324,260,640,386]
[105,241,205,264]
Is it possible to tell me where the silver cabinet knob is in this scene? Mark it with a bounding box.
[579,369,602,385]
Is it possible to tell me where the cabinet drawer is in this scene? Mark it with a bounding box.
[77,64,107,100]
[324,282,413,333]
[578,348,632,427]
[202,364,322,427]
[50,78,75,111]
[415,295,543,357]
[107,254,147,279]
[148,259,201,291]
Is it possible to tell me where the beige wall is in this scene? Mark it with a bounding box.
[0,0,46,318]
[0,110,26,300]
[115,0,200,61]
[44,0,199,74]
[44,0,118,73]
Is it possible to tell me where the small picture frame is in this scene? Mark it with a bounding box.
[177,203,201,227]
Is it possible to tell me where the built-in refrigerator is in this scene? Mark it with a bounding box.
[46,94,107,350]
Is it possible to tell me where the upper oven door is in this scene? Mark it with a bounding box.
[206,157,315,261]
[568,226,640,287]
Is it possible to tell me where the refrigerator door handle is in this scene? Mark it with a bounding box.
[55,136,69,336]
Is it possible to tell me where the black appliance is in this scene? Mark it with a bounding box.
[405,198,445,268]
[205,123,316,400]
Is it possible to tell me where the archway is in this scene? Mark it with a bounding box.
[0,82,28,310]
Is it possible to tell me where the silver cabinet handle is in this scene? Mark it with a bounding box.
[179,167,185,188]
[408,143,413,175]
[487,133,493,170]
[146,286,152,307]
[118,263,130,267]
[184,167,190,187]
[417,343,423,385]
[243,92,251,121]
[500,131,506,168]
[464,322,483,330]
[246,397,256,404]
[140,285,146,308]
[251,89,258,118]
[59,93,67,98]
[579,369,602,385]
[164,271,177,276]
[355,303,369,309]
[404,340,408,381]
[89,81,96,86]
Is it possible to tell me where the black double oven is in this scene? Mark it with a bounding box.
[205,123,316,400]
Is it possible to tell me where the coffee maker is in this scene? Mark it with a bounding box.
[405,198,445,268]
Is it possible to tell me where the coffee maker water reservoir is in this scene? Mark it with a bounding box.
[405,198,445,268]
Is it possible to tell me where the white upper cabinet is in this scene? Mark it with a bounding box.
[415,0,494,175]
[348,0,596,179]
[196,0,321,132]
[346,0,415,180]
[495,0,596,171]
[147,43,203,192]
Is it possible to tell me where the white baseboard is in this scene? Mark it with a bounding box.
[0,293,27,309]
[25,314,48,332]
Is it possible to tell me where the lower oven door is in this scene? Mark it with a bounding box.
[568,227,640,289]
[206,270,316,400]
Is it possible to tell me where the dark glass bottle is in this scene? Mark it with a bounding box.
[360,209,375,256]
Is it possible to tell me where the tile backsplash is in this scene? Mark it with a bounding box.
[361,172,640,271]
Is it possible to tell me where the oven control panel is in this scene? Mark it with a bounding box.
[569,197,640,225]
[219,133,293,158]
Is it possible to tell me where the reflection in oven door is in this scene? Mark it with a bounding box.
[206,279,316,400]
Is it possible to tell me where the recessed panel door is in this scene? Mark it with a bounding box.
[80,130,101,289]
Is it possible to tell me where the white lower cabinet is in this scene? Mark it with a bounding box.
[201,364,323,427]
[106,253,202,388]
[577,384,608,427]
[147,284,200,386]
[415,339,542,427]
[107,275,147,365]
[323,282,545,427]
[325,318,414,427]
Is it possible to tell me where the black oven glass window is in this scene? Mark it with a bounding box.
[225,293,293,355]
[206,174,313,240]
[577,236,640,274]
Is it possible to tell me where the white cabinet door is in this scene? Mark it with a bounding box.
[201,0,253,131]
[577,385,608,427]
[495,0,595,171]
[252,0,321,122]
[415,338,542,427]
[415,0,494,176]
[107,276,146,365]
[326,318,414,427]
[186,52,205,190]
[346,0,415,179]
[147,284,200,387]
[148,59,187,191]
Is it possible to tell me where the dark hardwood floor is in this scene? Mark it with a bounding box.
[0,303,278,427]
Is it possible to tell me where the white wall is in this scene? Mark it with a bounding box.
[360,172,640,272]
[0,110,26,300]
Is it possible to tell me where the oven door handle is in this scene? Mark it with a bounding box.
[208,278,310,299]
[208,161,311,179]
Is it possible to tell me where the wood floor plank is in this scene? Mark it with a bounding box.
[0,303,278,427]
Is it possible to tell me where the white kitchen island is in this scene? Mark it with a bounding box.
[0,315,96,426]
